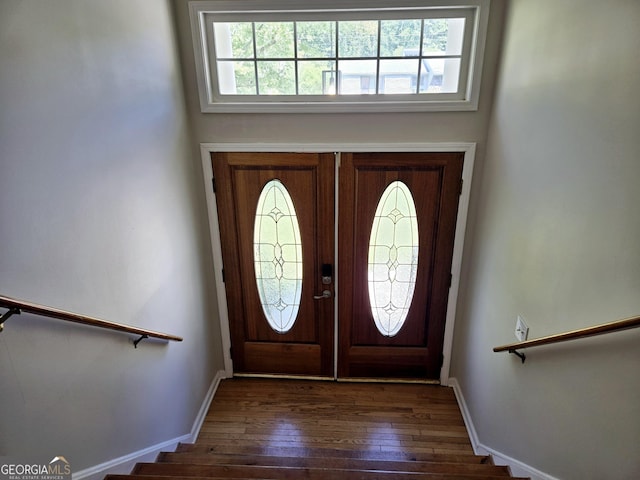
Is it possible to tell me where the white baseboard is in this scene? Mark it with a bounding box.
[189,369,226,442]
[73,370,227,480]
[71,434,191,480]
[447,377,481,451]
[448,377,560,480]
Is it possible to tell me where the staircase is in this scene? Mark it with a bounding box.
[106,378,527,480]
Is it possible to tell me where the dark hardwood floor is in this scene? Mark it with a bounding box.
[199,378,475,456]
[107,378,526,479]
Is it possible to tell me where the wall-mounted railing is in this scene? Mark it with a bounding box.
[0,294,183,348]
[493,315,640,363]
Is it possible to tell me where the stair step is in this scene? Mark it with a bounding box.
[112,477,525,480]
[125,462,529,480]
[107,477,235,480]
[109,476,528,480]
[191,436,473,454]
[175,443,491,464]
[105,379,530,480]
[157,452,510,476]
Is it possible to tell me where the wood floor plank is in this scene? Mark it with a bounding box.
[132,463,519,480]
[115,379,523,480]
[156,452,512,476]
[176,443,488,464]
[197,379,477,455]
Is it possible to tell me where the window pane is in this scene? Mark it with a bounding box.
[338,21,378,58]
[444,18,465,56]
[380,19,422,57]
[214,22,254,58]
[257,61,296,94]
[298,60,337,95]
[367,181,419,337]
[420,58,460,93]
[441,57,461,92]
[217,61,256,94]
[297,21,336,58]
[379,59,419,94]
[255,22,294,58]
[423,18,465,56]
[338,60,377,94]
[254,180,303,334]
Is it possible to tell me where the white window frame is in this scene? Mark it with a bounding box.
[189,0,490,113]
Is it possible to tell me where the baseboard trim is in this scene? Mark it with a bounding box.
[448,377,560,480]
[189,370,226,442]
[447,377,481,451]
[73,370,227,480]
[71,434,191,480]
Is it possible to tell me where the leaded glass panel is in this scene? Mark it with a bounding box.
[254,180,303,333]
[367,181,419,337]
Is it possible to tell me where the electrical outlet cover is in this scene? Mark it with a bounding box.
[515,315,529,341]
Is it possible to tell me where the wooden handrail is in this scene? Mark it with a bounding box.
[493,315,640,362]
[0,294,183,345]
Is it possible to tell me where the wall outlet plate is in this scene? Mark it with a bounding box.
[515,315,529,341]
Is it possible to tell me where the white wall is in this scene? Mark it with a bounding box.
[0,0,223,473]
[451,1,640,478]
[172,0,506,147]
[170,0,506,382]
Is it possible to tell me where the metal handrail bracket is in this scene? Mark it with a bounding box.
[0,307,21,332]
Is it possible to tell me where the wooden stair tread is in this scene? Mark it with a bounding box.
[127,462,527,479]
[175,443,490,464]
[109,477,527,480]
[111,477,526,480]
[107,476,265,480]
[157,452,510,476]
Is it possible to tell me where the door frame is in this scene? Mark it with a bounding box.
[200,142,476,385]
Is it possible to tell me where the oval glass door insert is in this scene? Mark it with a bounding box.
[367,181,419,337]
[253,179,303,334]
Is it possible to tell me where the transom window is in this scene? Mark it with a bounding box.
[213,17,467,96]
[189,1,490,113]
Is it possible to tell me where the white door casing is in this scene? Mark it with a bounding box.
[200,142,475,384]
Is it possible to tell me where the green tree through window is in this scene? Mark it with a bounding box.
[214,17,457,96]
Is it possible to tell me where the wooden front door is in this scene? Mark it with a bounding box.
[212,152,335,377]
[338,152,463,380]
[213,151,463,380]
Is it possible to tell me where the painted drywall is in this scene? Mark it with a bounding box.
[0,0,223,474]
[171,0,506,380]
[451,1,640,479]
[171,0,506,147]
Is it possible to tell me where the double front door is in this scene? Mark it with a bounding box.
[212,151,463,381]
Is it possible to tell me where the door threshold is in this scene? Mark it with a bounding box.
[233,373,440,385]
[337,377,441,385]
[233,373,334,381]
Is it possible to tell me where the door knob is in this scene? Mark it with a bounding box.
[313,290,332,300]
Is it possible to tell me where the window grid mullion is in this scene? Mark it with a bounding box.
[331,21,338,94]
[251,22,260,94]
[416,19,425,94]
[216,54,462,62]
[293,22,299,95]
[375,20,381,94]
[335,20,341,95]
